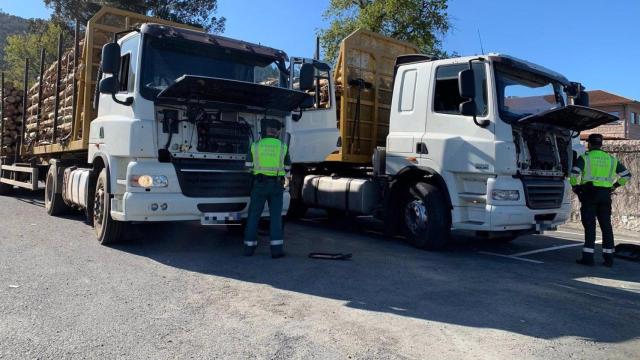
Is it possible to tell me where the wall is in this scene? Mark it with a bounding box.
[570,140,640,232]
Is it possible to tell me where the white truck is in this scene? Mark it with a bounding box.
[285,29,616,249]
[0,7,314,244]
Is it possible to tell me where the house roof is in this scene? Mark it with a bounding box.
[587,90,638,106]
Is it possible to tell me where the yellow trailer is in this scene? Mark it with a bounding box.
[327,29,418,163]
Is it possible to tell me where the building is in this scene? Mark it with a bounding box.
[581,90,640,140]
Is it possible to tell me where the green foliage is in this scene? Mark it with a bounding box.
[43,0,226,33]
[3,21,71,87]
[318,0,451,63]
[0,11,29,71]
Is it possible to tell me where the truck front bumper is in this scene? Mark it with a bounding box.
[486,201,571,231]
[454,201,571,232]
[110,191,291,223]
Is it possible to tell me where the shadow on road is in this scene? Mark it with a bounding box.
[112,213,640,344]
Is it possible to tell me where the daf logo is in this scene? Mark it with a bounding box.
[474,163,489,170]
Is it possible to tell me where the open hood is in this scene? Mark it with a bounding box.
[157,75,311,112]
[517,105,618,132]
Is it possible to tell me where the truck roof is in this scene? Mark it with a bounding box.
[139,23,289,63]
[396,53,570,86]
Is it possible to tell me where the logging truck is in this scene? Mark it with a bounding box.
[285,29,618,249]
[0,7,314,244]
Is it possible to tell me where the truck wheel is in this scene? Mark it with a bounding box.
[45,166,69,216]
[402,182,450,250]
[93,168,124,245]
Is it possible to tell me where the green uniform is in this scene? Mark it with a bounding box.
[570,149,631,263]
[243,136,291,256]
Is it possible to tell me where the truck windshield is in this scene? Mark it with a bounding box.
[140,36,287,100]
[494,63,566,122]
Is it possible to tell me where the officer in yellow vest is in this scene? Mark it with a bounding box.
[570,134,631,267]
[243,118,291,258]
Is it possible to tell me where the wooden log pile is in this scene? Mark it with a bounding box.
[1,82,24,155]
[24,41,83,146]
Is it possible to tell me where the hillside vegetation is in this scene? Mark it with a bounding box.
[0,11,29,71]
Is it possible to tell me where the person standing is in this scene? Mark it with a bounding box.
[570,134,631,267]
[243,118,291,258]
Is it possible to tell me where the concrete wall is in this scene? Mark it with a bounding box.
[570,140,640,232]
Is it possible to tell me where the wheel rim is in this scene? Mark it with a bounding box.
[45,174,53,208]
[93,181,105,230]
[404,199,428,235]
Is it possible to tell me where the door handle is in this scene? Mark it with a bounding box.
[416,142,428,154]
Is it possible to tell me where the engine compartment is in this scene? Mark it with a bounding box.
[156,104,256,159]
[512,123,572,177]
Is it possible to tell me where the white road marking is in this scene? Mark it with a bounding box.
[478,251,544,264]
[510,243,584,257]
[552,230,639,243]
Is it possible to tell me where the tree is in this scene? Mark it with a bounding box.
[43,0,226,33]
[3,20,71,86]
[318,0,450,63]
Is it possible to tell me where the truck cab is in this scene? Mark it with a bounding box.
[86,24,312,243]
[387,54,614,236]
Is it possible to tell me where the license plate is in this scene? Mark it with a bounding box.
[201,212,242,225]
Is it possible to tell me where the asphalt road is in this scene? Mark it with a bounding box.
[1,190,639,359]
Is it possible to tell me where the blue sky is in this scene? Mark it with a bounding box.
[2,0,638,100]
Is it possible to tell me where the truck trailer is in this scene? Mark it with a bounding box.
[285,29,617,249]
[0,7,314,244]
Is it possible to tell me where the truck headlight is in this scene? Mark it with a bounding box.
[130,175,169,188]
[491,189,520,201]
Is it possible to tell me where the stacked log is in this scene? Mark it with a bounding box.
[1,82,24,155]
[24,40,84,147]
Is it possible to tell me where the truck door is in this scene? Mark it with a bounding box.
[387,63,429,162]
[287,58,339,164]
[423,61,494,174]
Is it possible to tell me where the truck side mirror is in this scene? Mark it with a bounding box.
[458,69,475,99]
[299,63,315,91]
[459,67,489,127]
[575,90,589,107]
[99,76,118,95]
[101,42,121,74]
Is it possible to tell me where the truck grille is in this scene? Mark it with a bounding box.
[173,159,251,198]
[521,177,565,210]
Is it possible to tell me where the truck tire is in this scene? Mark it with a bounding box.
[45,166,69,216]
[93,168,124,245]
[402,182,450,250]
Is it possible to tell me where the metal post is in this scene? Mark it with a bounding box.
[314,37,320,107]
[0,72,4,156]
[52,32,63,143]
[36,48,46,143]
[70,20,79,142]
[17,58,29,163]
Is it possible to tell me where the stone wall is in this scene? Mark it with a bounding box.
[570,140,640,232]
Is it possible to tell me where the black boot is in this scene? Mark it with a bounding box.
[603,253,614,267]
[576,251,594,266]
[271,245,285,259]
